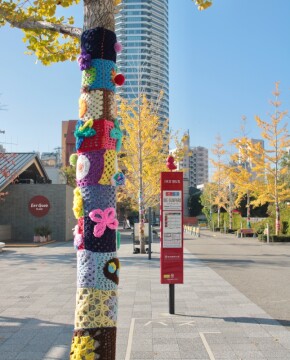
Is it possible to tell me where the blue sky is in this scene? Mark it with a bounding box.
[0,0,290,160]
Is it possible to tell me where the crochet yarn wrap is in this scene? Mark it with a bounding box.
[71,23,124,360]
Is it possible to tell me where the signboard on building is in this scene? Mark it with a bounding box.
[160,172,183,284]
[28,195,50,217]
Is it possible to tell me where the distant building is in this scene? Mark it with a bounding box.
[62,120,77,167]
[41,152,58,167]
[173,133,209,216]
[177,134,209,188]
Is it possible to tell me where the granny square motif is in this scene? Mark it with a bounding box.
[74,288,118,329]
[79,89,116,121]
[77,250,119,290]
[81,59,117,92]
[71,327,117,360]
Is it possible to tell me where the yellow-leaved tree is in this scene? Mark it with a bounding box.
[248,83,290,235]
[118,94,169,253]
[211,136,229,228]
[229,118,256,228]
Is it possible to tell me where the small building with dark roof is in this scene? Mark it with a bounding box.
[0,153,75,243]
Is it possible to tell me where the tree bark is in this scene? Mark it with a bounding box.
[84,0,115,31]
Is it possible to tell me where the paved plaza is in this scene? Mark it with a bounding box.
[0,230,290,359]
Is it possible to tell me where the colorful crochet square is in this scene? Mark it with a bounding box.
[77,250,119,289]
[81,59,117,92]
[77,120,116,153]
[74,288,118,329]
[81,27,117,63]
[79,89,117,122]
[76,150,105,188]
[99,150,117,185]
[84,216,117,253]
[70,327,117,360]
[80,185,116,215]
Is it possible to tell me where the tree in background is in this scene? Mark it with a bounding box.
[188,187,202,217]
[118,94,169,253]
[211,136,229,228]
[249,83,290,235]
[230,138,255,228]
[60,165,76,187]
[200,182,217,227]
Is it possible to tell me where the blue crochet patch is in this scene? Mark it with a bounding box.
[81,59,117,92]
[77,250,118,290]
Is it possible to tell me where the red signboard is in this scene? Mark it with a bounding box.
[160,172,183,284]
[28,195,50,217]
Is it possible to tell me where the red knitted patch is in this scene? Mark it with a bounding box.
[77,119,116,153]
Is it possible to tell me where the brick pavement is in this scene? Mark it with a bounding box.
[0,229,290,359]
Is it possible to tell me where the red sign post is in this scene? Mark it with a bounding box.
[160,172,183,313]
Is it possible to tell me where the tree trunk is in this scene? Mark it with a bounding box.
[246,190,251,228]
[70,1,122,359]
[276,204,280,236]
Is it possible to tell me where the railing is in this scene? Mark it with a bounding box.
[184,225,200,237]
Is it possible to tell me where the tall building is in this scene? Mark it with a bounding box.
[115,0,169,122]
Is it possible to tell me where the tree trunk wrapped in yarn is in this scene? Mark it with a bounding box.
[70,1,124,359]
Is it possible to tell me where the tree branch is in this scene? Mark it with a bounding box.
[1,9,82,38]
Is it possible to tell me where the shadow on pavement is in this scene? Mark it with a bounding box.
[174,313,290,329]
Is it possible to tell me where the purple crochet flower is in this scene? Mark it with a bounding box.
[78,49,92,71]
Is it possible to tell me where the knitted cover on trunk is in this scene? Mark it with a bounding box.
[70,21,124,360]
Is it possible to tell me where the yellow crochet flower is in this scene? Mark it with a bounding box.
[70,336,95,360]
[114,0,122,5]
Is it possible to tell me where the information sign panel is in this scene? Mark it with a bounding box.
[160,172,183,284]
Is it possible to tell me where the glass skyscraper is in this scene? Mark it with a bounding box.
[115,0,169,122]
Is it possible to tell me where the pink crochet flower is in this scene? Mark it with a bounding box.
[89,207,119,238]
